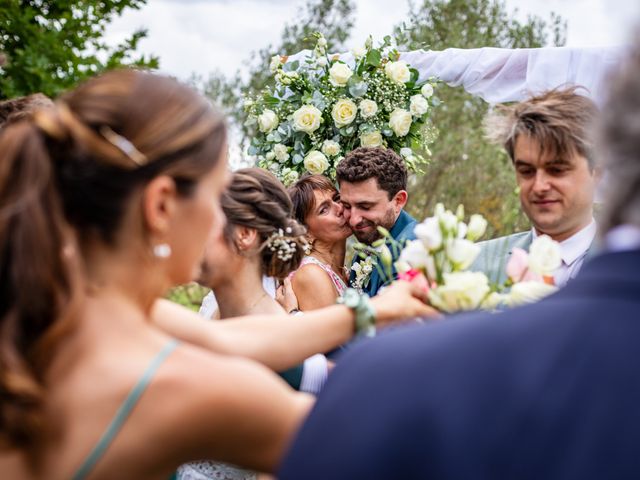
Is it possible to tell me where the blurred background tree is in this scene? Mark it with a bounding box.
[0,0,158,99]
[394,0,567,236]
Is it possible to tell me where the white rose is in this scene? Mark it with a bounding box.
[317,56,328,67]
[466,214,488,241]
[421,83,434,98]
[428,271,490,313]
[508,281,558,307]
[273,143,289,162]
[292,105,322,134]
[321,140,341,157]
[281,168,300,186]
[360,130,383,147]
[351,45,367,59]
[446,238,481,270]
[528,235,562,276]
[332,98,357,127]
[329,62,353,87]
[414,217,442,251]
[359,99,378,119]
[409,94,429,116]
[267,162,279,174]
[269,55,282,73]
[388,108,412,137]
[303,150,330,175]
[258,109,278,133]
[384,60,411,85]
[265,151,275,161]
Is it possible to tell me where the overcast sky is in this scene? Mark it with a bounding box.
[106,0,640,81]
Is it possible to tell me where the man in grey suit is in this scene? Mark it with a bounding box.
[472,88,602,286]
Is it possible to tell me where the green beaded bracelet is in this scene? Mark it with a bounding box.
[337,288,376,337]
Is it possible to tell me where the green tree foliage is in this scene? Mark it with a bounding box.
[199,0,355,160]
[0,0,158,99]
[394,0,567,237]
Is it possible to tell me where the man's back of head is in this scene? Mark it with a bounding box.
[598,32,640,234]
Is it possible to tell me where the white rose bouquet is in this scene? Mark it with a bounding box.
[245,32,439,184]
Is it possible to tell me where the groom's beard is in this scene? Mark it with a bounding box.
[351,208,397,245]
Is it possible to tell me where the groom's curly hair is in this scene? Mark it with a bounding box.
[336,147,407,199]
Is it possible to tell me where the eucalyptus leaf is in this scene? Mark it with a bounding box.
[365,49,381,67]
[348,80,368,98]
[292,153,304,165]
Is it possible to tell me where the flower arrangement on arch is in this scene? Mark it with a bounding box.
[244,32,439,185]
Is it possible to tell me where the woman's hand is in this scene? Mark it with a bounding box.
[275,277,300,314]
[371,280,442,328]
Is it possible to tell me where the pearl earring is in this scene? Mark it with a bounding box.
[153,243,172,259]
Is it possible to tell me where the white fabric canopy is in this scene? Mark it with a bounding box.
[289,45,627,105]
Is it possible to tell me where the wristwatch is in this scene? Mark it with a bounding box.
[338,288,376,337]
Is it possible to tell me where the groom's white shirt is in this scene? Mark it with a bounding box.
[532,218,597,287]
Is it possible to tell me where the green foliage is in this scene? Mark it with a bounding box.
[197,0,356,156]
[394,0,567,237]
[0,0,159,99]
[166,283,210,311]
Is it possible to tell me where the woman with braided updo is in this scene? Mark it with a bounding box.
[0,70,433,479]
[179,168,329,480]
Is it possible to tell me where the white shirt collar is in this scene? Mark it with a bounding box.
[532,219,597,266]
[605,224,640,252]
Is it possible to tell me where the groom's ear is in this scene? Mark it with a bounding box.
[392,190,408,213]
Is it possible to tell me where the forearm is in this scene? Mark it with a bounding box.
[213,305,356,370]
[152,299,355,371]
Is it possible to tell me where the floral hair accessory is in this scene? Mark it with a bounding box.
[266,228,299,262]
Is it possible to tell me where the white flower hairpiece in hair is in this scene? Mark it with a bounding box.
[266,227,298,262]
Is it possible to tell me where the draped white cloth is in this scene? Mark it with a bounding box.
[401,46,626,105]
[288,45,627,105]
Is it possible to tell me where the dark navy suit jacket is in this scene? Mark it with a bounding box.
[280,249,640,479]
[349,210,417,297]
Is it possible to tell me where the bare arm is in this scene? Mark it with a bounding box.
[291,264,340,311]
[152,281,436,371]
[153,346,313,474]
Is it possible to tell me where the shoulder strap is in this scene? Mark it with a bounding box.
[72,339,180,480]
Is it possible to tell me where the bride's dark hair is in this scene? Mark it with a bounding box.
[0,69,226,448]
[222,168,307,279]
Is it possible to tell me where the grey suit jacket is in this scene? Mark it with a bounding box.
[471,231,533,286]
[471,229,599,286]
